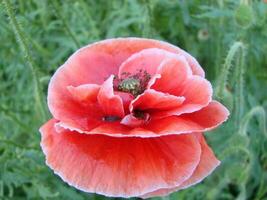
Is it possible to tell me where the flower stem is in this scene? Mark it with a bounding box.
[234,45,246,128]
[239,106,267,138]
[2,0,47,122]
[215,41,244,99]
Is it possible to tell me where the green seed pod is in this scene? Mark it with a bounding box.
[234,4,254,29]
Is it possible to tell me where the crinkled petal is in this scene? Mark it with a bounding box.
[110,38,204,78]
[121,113,150,128]
[67,84,100,105]
[178,133,220,188]
[97,75,125,118]
[130,89,185,112]
[118,48,179,78]
[48,46,119,122]
[151,56,192,93]
[147,74,161,89]
[142,56,211,118]
[40,119,201,198]
[50,82,103,132]
[140,133,220,198]
[172,76,212,113]
[152,75,212,118]
[146,101,229,135]
[114,91,134,113]
[58,101,229,138]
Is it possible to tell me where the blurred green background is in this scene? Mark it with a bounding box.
[1,0,267,199]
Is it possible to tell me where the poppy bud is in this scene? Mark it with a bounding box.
[234,4,254,29]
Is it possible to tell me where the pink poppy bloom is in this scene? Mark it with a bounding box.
[40,38,229,198]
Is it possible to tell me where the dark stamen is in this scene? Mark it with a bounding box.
[102,116,121,122]
[133,109,145,119]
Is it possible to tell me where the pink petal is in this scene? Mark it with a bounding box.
[152,75,213,118]
[176,76,212,108]
[48,46,119,122]
[114,91,134,113]
[54,119,102,133]
[178,133,221,188]
[97,75,125,118]
[151,56,192,93]
[118,48,177,78]
[111,38,204,78]
[49,83,103,132]
[130,89,185,112]
[40,119,201,198]
[146,101,229,135]
[88,122,132,136]
[139,55,211,118]
[140,133,220,198]
[67,84,100,105]
[121,113,150,128]
[59,101,229,138]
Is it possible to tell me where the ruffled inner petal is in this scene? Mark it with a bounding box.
[97,75,125,118]
[56,101,229,138]
[150,57,212,118]
[119,48,176,79]
[140,133,220,198]
[145,101,229,135]
[40,119,201,198]
[48,49,120,122]
[108,38,204,78]
[49,82,103,132]
[114,91,134,114]
[130,89,185,112]
[180,101,230,130]
[120,113,150,128]
[67,84,100,105]
[171,76,212,113]
[151,56,192,93]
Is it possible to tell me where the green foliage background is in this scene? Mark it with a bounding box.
[0,0,267,199]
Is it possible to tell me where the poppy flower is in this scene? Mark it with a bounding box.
[40,38,229,198]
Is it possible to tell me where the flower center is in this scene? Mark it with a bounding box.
[116,69,151,96]
[118,78,141,96]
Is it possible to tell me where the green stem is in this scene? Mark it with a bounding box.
[234,45,246,129]
[215,41,244,100]
[239,106,267,138]
[220,145,251,160]
[0,181,3,197]
[254,174,267,200]
[2,0,47,121]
